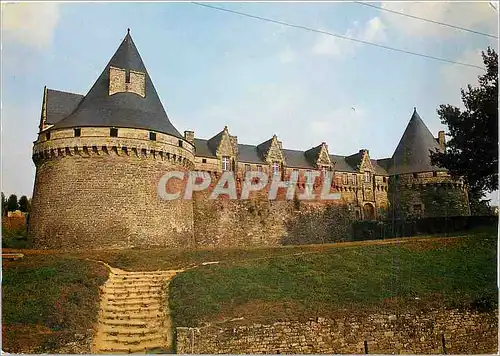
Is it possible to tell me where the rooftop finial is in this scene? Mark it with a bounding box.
[413,106,417,111]
[127,28,130,35]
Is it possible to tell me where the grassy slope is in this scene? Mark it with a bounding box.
[2,255,108,353]
[168,229,497,327]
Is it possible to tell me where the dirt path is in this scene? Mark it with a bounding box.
[91,265,182,354]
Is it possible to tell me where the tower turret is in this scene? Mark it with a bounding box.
[29,30,195,249]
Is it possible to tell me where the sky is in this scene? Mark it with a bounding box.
[1,1,499,203]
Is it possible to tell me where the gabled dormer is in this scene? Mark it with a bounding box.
[304,142,332,169]
[257,134,286,165]
[109,66,146,97]
[207,126,238,171]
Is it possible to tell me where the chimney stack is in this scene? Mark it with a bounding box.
[184,130,195,144]
[438,131,445,151]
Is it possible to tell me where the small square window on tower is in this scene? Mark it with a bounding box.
[202,158,207,164]
[178,140,183,148]
[149,132,156,141]
[45,131,51,140]
[110,128,118,137]
[74,128,81,137]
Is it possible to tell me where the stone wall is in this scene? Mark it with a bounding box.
[176,309,497,354]
[389,172,470,219]
[29,150,194,250]
[191,171,353,247]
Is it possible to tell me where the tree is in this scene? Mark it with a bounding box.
[430,47,498,213]
[6,194,18,212]
[18,196,29,213]
[1,192,6,217]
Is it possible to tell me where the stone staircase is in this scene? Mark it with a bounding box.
[91,268,181,354]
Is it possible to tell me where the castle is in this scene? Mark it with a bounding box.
[29,30,470,249]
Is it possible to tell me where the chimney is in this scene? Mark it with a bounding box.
[230,135,238,155]
[277,140,283,150]
[184,130,195,144]
[438,131,445,151]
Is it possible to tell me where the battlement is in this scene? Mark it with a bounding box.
[33,127,195,168]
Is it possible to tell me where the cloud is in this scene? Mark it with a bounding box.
[279,46,297,63]
[1,2,60,49]
[309,107,369,152]
[312,16,387,57]
[441,48,486,107]
[380,2,498,38]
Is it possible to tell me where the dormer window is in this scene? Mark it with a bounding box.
[222,156,231,171]
[272,161,280,176]
[364,171,371,183]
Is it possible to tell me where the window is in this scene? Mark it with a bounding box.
[245,164,251,172]
[45,131,51,140]
[413,204,423,217]
[272,161,280,176]
[202,158,207,164]
[222,156,231,171]
[125,69,131,84]
[364,171,371,183]
[352,174,357,185]
[342,174,348,185]
[433,171,438,177]
[178,140,183,148]
[149,132,156,141]
[257,165,263,172]
[413,173,418,178]
[74,128,81,137]
[383,177,387,183]
[110,128,118,137]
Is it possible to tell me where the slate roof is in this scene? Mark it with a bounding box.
[330,155,357,173]
[193,138,380,173]
[45,89,83,126]
[386,108,446,175]
[52,30,182,138]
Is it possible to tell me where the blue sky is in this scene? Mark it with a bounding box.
[1,2,498,202]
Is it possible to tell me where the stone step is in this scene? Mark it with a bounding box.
[96,340,166,353]
[102,326,160,336]
[107,279,166,286]
[103,334,165,344]
[109,274,173,281]
[105,282,165,290]
[104,288,163,298]
[111,271,179,277]
[104,291,163,298]
[100,319,149,327]
[101,311,163,320]
[103,296,162,306]
[103,304,161,313]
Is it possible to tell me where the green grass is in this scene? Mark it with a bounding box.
[168,229,497,327]
[2,255,108,353]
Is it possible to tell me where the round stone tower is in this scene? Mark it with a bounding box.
[29,30,195,249]
[386,108,470,219]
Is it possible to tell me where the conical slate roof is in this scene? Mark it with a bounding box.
[53,30,182,138]
[388,108,446,175]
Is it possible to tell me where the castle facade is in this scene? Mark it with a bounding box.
[28,31,470,249]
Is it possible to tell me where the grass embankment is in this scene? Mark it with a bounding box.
[1,255,108,353]
[168,229,497,327]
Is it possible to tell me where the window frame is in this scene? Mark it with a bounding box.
[222,156,231,171]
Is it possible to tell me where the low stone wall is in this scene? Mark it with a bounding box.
[176,309,498,354]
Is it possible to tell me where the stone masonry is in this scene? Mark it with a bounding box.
[176,309,498,354]
[29,30,470,249]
